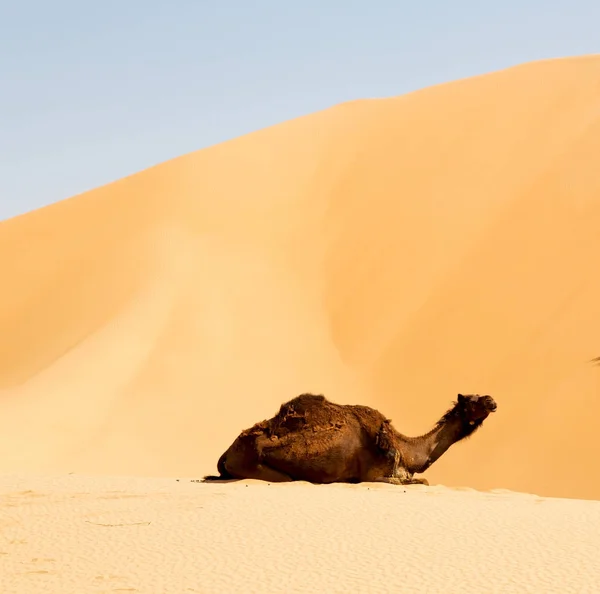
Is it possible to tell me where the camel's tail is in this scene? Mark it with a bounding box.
[202,474,225,481]
[201,453,233,482]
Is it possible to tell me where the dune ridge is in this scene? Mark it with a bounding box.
[0,55,600,503]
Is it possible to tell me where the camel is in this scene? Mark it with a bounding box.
[202,392,497,486]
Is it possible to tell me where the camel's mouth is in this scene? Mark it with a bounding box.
[486,399,497,413]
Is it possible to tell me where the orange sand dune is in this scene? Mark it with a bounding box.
[1,55,600,501]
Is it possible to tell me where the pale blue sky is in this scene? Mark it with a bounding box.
[1,0,598,220]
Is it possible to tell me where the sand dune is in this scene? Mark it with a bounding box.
[1,474,599,594]
[2,54,600,594]
[1,55,600,506]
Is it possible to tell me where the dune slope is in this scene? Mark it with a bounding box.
[1,55,600,500]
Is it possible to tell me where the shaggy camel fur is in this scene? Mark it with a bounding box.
[203,392,497,485]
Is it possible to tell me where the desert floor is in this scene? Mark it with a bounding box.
[2,474,599,594]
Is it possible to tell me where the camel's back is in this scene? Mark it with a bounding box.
[346,404,390,430]
[268,394,387,437]
[279,393,328,415]
[268,393,351,433]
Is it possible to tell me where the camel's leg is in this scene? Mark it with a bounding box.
[246,463,294,483]
[225,458,294,482]
[222,450,294,483]
[391,463,429,485]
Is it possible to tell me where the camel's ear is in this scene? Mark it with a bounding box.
[457,393,465,403]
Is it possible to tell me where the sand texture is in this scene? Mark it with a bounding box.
[1,474,600,594]
[1,54,600,592]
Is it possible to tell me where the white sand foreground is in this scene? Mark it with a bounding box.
[1,474,598,594]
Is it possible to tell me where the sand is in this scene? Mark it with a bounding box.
[1,54,600,592]
[2,474,599,594]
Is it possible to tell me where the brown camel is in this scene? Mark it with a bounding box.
[203,392,497,486]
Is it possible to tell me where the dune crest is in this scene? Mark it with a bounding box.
[1,55,600,500]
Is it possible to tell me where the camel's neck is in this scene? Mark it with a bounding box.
[398,412,467,474]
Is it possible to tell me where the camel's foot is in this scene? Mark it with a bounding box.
[376,477,405,486]
[375,476,429,486]
[407,477,429,486]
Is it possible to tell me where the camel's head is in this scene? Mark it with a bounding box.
[456,393,497,432]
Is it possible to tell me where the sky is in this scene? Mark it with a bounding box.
[1,0,598,221]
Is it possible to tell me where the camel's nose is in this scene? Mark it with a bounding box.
[487,398,497,412]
